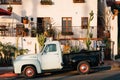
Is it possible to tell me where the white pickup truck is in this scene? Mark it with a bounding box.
[13,41,101,78]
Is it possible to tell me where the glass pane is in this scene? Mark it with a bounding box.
[62,20,66,26]
[48,44,56,52]
[68,20,71,27]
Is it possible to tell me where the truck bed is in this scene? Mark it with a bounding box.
[62,50,101,68]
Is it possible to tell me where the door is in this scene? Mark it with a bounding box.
[37,17,50,34]
[41,44,62,70]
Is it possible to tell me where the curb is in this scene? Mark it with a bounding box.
[104,60,120,70]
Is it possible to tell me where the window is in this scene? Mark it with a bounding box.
[0,0,22,5]
[62,17,73,35]
[40,0,53,5]
[81,17,88,29]
[44,44,57,53]
[73,0,85,3]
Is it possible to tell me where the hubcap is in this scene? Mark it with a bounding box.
[80,64,88,73]
[26,68,34,77]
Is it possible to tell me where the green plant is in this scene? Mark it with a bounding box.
[44,26,55,37]
[71,46,80,53]
[86,10,94,50]
[24,16,28,20]
[31,27,36,37]
[37,34,46,50]
[103,37,111,48]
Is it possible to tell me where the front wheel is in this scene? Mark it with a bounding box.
[77,61,90,75]
[23,66,36,78]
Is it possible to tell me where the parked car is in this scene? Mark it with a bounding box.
[13,41,102,78]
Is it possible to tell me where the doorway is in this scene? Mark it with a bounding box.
[37,17,50,34]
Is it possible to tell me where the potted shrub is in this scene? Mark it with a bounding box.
[23,16,29,24]
[103,37,111,60]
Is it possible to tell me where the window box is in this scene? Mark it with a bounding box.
[40,0,53,5]
[62,32,74,35]
[73,0,85,3]
[0,0,22,5]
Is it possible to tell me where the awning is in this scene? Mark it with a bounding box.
[0,8,11,16]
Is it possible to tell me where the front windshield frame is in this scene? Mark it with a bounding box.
[39,45,45,53]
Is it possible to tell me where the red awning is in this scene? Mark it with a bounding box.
[0,8,11,16]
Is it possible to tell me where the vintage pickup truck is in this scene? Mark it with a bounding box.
[13,41,102,78]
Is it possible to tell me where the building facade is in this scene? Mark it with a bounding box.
[0,0,117,60]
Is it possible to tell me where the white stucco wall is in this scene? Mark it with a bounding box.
[0,0,97,38]
[0,37,39,54]
[111,15,118,58]
[105,6,118,59]
[0,0,98,54]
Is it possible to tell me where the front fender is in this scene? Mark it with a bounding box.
[13,59,42,74]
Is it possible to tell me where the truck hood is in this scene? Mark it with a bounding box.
[15,54,38,60]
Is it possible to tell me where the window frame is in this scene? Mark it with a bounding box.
[0,0,22,5]
[73,0,85,3]
[43,44,57,53]
[81,17,88,29]
[62,17,73,35]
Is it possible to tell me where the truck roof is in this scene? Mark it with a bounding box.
[45,41,60,45]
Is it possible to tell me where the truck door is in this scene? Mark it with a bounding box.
[41,43,62,70]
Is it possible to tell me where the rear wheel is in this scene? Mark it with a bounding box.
[23,66,36,78]
[77,61,90,74]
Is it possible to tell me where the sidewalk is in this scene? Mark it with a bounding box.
[104,59,120,70]
[0,67,17,78]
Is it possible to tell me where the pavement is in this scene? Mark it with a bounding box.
[0,60,120,79]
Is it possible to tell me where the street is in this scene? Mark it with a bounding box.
[1,66,120,80]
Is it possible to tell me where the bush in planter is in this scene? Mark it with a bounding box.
[103,37,111,60]
[31,27,36,37]
[71,46,80,53]
[44,26,55,38]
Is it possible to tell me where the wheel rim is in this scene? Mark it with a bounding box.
[25,67,35,77]
[80,64,88,73]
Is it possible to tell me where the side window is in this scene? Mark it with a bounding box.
[44,44,57,53]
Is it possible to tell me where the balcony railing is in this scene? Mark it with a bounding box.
[0,22,96,40]
[0,22,37,37]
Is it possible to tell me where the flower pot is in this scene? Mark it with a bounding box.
[23,19,28,24]
[115,1,120,5]
[104,31,110,38]
[7,7,12,12]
